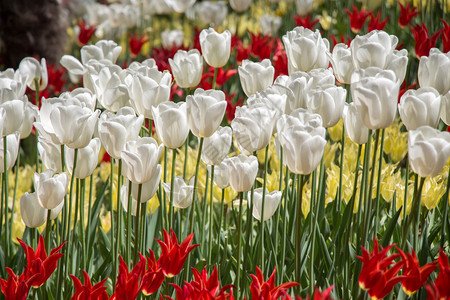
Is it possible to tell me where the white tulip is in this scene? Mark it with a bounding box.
[249,188,282,221]
[202,126,232,165]
[152,102,190,149]
[0,132,20,172]
[18,57,48,91]
[65,138,101,179]
[34,169,69,210]
[418,48,450,95]
[169,49,203,89]
[162,177,195,208]
[238,59,275,97]
[199,27,231,68]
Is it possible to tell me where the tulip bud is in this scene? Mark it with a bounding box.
[238,59,275,97]
[121,137,163,184]
[152,102,190,149]
[228,154,258,192]
[343,103,369,145]
[208,159,230,189]
[282,27,330,74]
[169,49,203,89]
[38,137,63,173]
[408,126,450,178]
[186,88,227,138]
[81,40,122,65]
[98,107,144,159]
[65,138,101,179]
[162,177,195,208]
[0,99,25,137]
[34,170,69,210]
[248,188,282,221]
[231,104,277,154]
[328,43,354,84]
[398,87,441,131]
[307,85,346,128]
[199,28,231,68]
[19,102,38,139]
[351,67,400,130]
[230,0,251,13]
[123,165,161,204]
[20,192,47,228]
[418,48,450,95]
[201,126,232,165]
[0,132,20,172]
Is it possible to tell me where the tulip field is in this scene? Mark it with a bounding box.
[2,0,450,299]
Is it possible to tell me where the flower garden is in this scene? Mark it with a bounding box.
[1,0,450,299]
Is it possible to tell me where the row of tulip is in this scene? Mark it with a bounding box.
[2,0,450,299]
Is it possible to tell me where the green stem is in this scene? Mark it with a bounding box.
[79,178,86,271]
[374,129,385,236]
[217,188,225,264]
[139,201,146,255]
[169,149,177,229]
[183,136,189,181]
[208,165,215,266]
[403,158,410,222]
[188,137,204,235]
[274,149,283,285]
[134,183,143,261]
[296,174,305,286]
[44,209,52,253]
[236,192,244,300]
[337,122,346,212]
[114,159,123,286]
[401,176,426,249]
[309,168,318,296]
[259,144,269,273]
[201,169,210,257]
[126,180,133,265]
[34,78,40,173]
[10,145,20,246]
[441,169,450,248]
[163,148,168,229]
[280,168,290,285]
[87,173,94,252]
[3,136,9,258]
[212,67,218,90]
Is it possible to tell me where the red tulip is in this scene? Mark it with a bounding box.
[357,239,405,299]
[249,266,299,300]
[128,33,149,58]
[70,270,109,300]
[368,11,389,32]
[431,249,450,298]
[410,23,442,59]
[112,255,146,300]
[18,235,66,288]
[442,19,450,53]
[141,250,165,296]
[345,4,369,33]
[330,34,352,49]
[398,2,420,28]
[169,266,234,300]
[0,268,29,300]
[250,33,276,60]
[397,248,437,295]
[296,285,336,300]
[77,19,96,46]
[200,66,238,90]
[293,14,320,30]
[156,229,199,278]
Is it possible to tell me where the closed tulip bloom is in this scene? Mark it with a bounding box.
[34,101,100,149]
[398,87,441,131]
[124,165,161,203]
[275,75,312,113]
[18,57,48,91]
[351,67,400,130]
[282,27,330,74]
[440,91,450,126]
[249,188,282,221]
[228,154,258,192]
[161,29,184,50]
[121,137,163,184]
[169,49,203,89]
[0,99,25,136]
[307,84,346,128]
[165,0,196,13]
[231,104,277,154]
[152,102,189,149]
[239,59,275,97]
[247,90,287,131]
[20,192,47,228]
[202,126,232,165]
[343,103,369,145]
[328,43,354,84]
[278,110,326,175]
[208,159,230,189]
[418,48,450,95]
[80,40,122,65]
[59,88,97,111]
[128,70,172,119]
[186,88,227,138]
[97,107,144,159]
[260,15,282,36]
[162,177,195,209]
[0,132,20,172]
[38,137,62,173]
[65,138,101,179]
[199,28,231,68]
[34,169,69,210]
[120,184,138,216]
[230,0,251,12]
[196,2,228,27]
[19,102,38,139]
[408,126,450,178]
